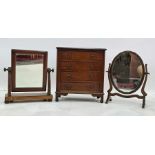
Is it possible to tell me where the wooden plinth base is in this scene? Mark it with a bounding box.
[5,93,53,103]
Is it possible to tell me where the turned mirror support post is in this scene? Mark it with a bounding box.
[47,68,54,95]
[105,63,113,104]
[141,64,149,108]
[4,67,12,98]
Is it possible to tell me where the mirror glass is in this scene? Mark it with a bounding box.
[16,53,44,88]
[111,51,144,94]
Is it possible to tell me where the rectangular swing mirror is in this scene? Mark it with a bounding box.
[12,49,47,92]
[4,49,54,103]
[16,53,44,88]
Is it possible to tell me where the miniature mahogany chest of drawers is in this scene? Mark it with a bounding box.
[56,47,106,103]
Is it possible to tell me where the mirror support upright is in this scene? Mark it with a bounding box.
[47,68,54,96]
[4,67,12,98]
[141,64,150,108]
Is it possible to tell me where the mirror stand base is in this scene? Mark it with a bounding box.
[5,94,53,103]
[105,63,149,109]
[105,93,146,108]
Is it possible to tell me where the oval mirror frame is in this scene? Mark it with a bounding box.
[110,51,145,94]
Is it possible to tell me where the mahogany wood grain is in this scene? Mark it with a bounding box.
[56,47,106,103]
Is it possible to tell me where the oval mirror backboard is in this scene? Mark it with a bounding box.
[12,49,48,92]
[111,51,145,94]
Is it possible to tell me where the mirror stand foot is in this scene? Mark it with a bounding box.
[142,97,146,108]
[105,94,111,104]
[5,101,10,104]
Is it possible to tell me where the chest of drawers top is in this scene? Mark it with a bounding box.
[57,47,107,62]
[57,47,107,51]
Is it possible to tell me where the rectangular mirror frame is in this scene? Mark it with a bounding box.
[11,49,48,92]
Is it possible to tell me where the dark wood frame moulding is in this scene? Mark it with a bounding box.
[11,49,48,92]
[105,51,149,108]
[4,49,54,103]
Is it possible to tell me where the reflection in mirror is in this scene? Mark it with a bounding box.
[16,53,44,88]
[111,51,144,93]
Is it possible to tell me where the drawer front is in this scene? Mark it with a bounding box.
[58,51,104,61]
[59,82,102,92]
[60,71,103,82]
[58,61,103,71]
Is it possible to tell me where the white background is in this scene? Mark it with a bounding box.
[0,0,155,155]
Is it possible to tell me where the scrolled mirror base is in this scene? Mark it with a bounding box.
[105,63,149,109]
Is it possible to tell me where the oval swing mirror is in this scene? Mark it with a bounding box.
[106,51,149,108]
[111,51,145,94]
